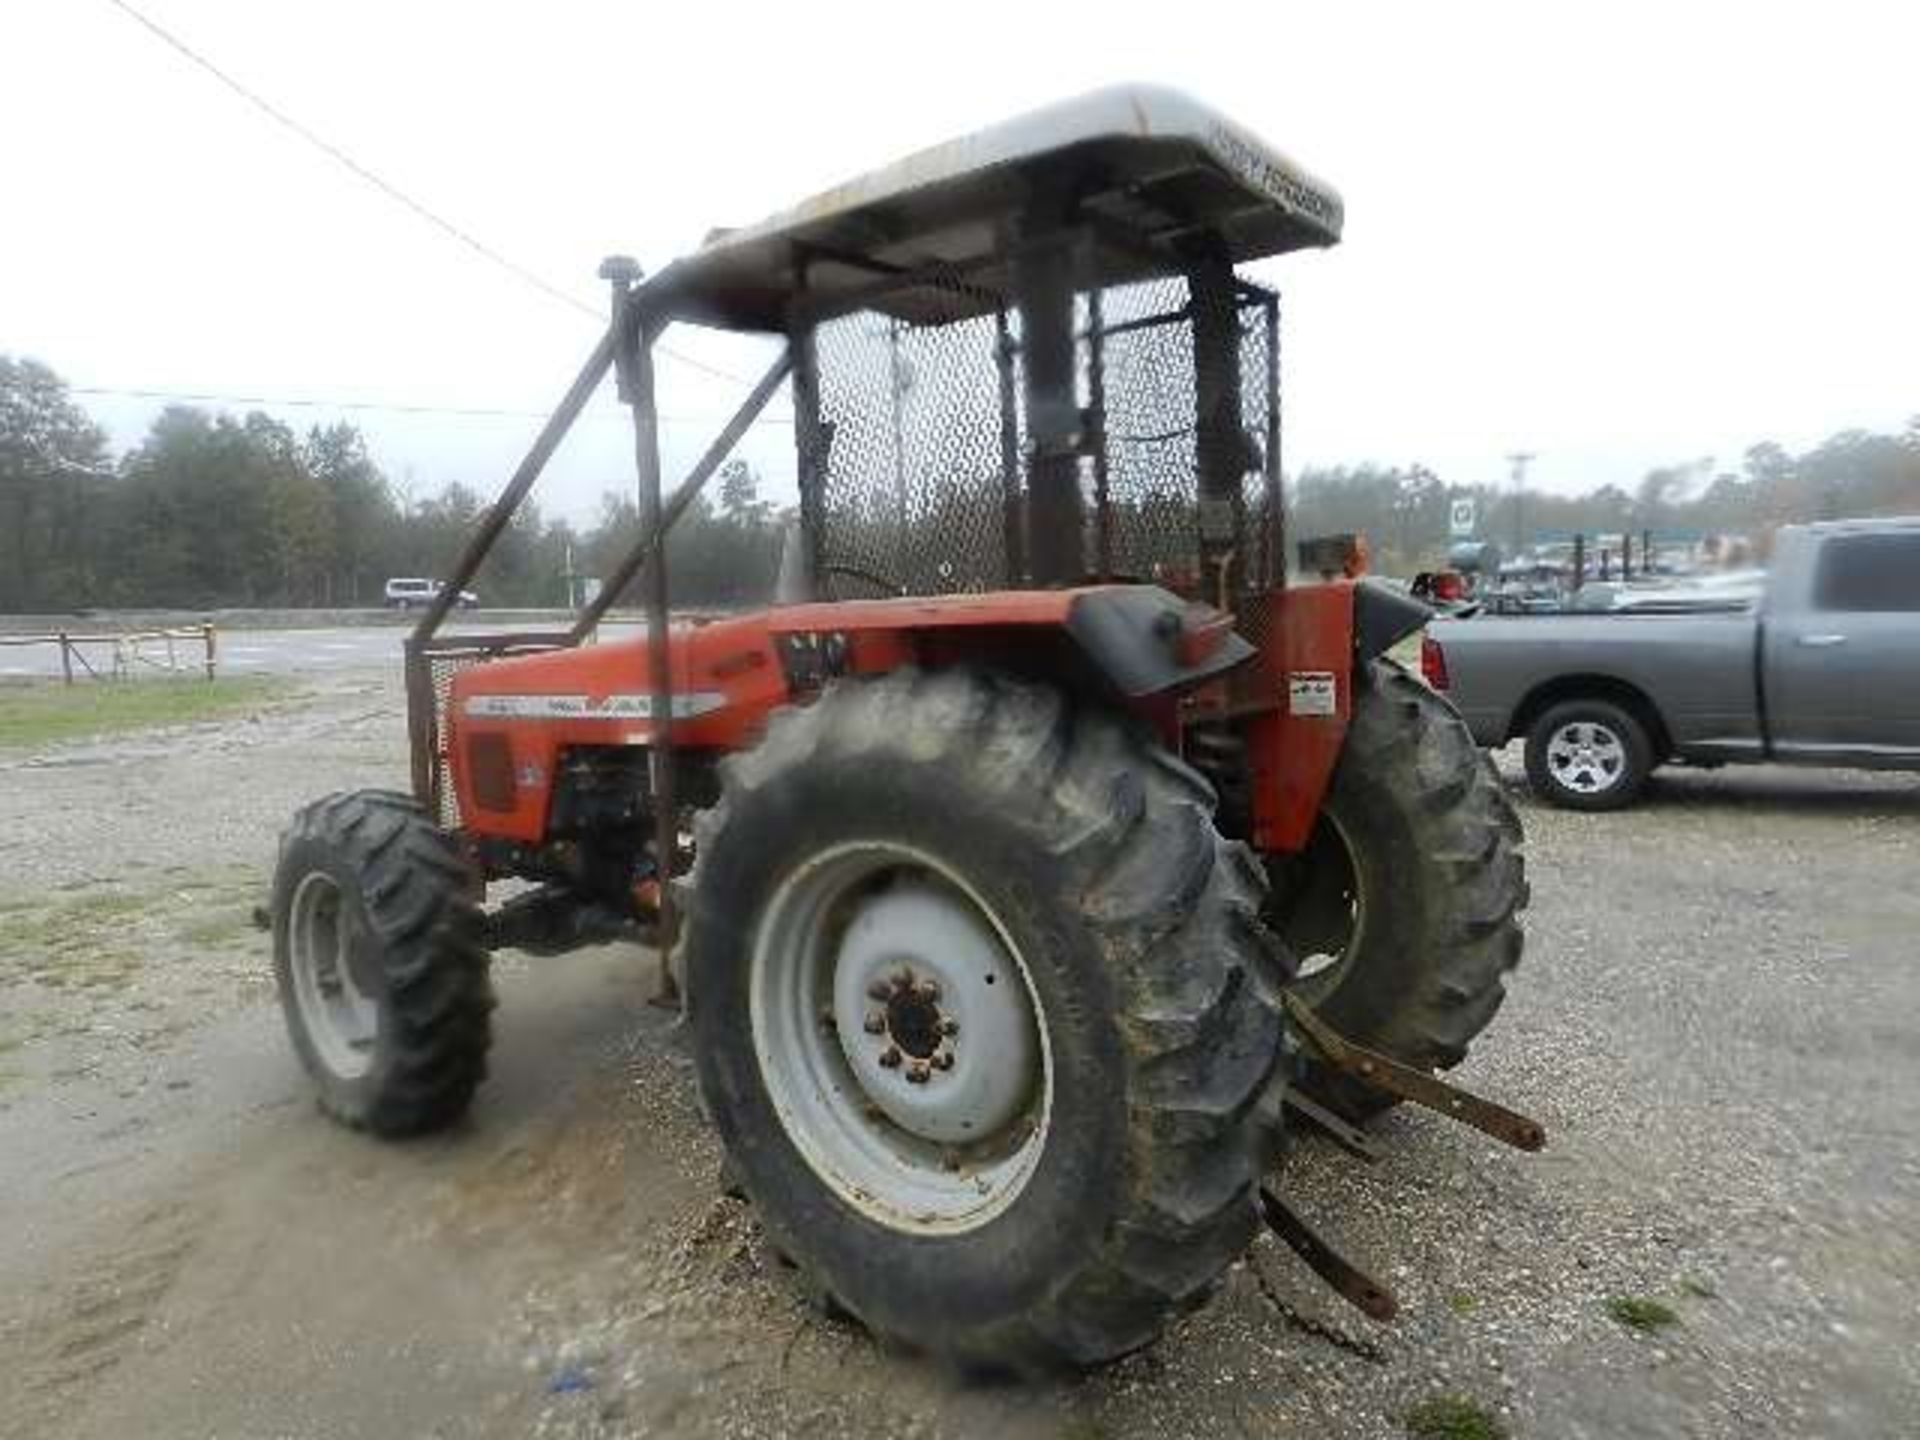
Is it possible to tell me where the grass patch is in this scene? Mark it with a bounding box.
[0,889,152,990]
[0,676,283,749]
[0,870,265,996]
[1405,1394,1507,1440]
[39,891,145,925]
[1606,1295,1680,1332]
[1446,1292,1480,1315]
[1679,1276,1718,1300]
[176,906,256,950]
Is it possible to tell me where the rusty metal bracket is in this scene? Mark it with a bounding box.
[1281,1085,1384,1163]
[1281,991,1547,1152]
[1258,1184,1398,1322]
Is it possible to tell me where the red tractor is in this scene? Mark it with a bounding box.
[271,86,1534,1372]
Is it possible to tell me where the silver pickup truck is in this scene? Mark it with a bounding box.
[1424,517,1920,808]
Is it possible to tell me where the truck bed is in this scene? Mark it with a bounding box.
[1430,610,1764,758]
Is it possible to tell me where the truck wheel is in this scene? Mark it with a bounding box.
[1267,660,1526,1124]
[1524,698,1653,811]
[684,670,1290,1373]
[272,790,493,1136]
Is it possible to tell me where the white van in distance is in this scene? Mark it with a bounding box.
[384,578,479,610]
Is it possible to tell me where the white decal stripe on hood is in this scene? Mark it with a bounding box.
[462,692,726,721]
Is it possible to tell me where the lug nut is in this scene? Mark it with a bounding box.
[916,979,941,1003]
[906,1061,931,1084]
[937,1017,959,1037]
[891,968,913,990]
[867,981,891,1002]
[863,1012,886,1035]
[878,1046,902,1069]
[931,1051,954,1071]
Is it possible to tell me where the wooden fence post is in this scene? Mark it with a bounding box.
[59,632,74,686]
[203,623,217,680]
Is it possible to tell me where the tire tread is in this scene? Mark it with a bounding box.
[273,788,493,1137]
[689,669,1292,1373]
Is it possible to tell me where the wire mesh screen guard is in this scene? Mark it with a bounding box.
[807,271,1279,617]
[411,637,571,826]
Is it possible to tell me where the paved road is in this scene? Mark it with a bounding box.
[0,624,642,681]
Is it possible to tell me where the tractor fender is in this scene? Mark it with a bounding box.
[766,585,1254,702]
[1350,577,1433,664]
[1063,587,1255,698]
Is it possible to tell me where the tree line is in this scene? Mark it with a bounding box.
[1292,420,1920,574]
[0,356,783,613]
[4,354,1916,613]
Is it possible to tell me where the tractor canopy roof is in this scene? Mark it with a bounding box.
[652,84,1343,332]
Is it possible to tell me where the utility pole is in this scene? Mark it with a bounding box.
[1506,451,1535,555]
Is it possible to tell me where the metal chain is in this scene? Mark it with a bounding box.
[1250,1251,1388,1365]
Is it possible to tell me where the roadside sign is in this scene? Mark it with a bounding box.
[1449,498,1477,537]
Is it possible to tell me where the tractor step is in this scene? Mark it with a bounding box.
[1280,991,1547,1152]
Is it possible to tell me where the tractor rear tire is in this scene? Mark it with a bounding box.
[271,789,494,1136]
[684,669,1291,1374]
[1267,659,1526,1124]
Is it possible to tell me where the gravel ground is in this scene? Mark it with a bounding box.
[1,670,1915,1439]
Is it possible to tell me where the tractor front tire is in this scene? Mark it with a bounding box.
[1267,659,1526,1124]
[685,670,1291,1374]
[272,789,494,1136]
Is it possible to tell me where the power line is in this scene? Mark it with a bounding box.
[100,0,754,388]
[68,382,793,427]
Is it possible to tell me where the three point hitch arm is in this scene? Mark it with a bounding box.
[1262,991,1548,1322]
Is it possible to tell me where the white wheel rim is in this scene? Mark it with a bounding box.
[1288,808,1367,994]
[288,871,379,1078]
[1546,720,1628,796]
[748,842,1052,1236]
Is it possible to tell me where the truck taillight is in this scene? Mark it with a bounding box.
[1420,633,1450,691]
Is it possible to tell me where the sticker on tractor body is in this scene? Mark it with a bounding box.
[1287,671,1338,717]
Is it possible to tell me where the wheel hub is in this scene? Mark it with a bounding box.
[1547,721,1624,794]
[831,883,1036,1144]
[863,968,959,1081]
[750,846,1051,1235]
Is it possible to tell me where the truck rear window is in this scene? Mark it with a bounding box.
[1812,533,1920,612]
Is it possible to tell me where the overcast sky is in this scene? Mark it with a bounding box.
[6,1,1916,523]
